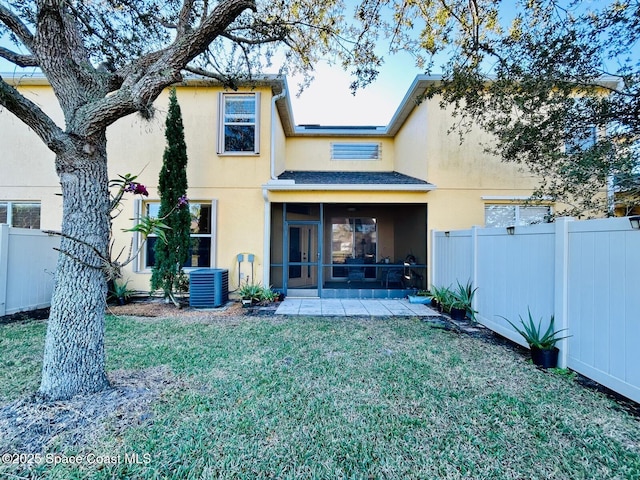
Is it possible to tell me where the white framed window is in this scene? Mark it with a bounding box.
[331,143,381,160]
[217,93,260,154]
[138,200,217,271]
[0,201,41,228]
[485,204,551,228]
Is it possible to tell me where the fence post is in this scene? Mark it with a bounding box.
[471,225,479,313]
[554,217,573,369]
[0,224,9,316]
[430,229,438,288]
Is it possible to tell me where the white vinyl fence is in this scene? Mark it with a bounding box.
[432,217,640,404]
[0,225,60,316]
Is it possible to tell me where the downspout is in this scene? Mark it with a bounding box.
[270,88,287,180]
[264,88,287,286]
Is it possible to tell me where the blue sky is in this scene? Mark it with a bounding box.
[285,51,424,126]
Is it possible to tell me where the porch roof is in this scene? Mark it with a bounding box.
[264,171,435,192]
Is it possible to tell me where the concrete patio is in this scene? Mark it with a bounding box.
[275,298,442,317]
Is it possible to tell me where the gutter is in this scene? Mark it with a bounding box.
[270,89,287,180]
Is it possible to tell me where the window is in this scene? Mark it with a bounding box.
[218,93,260,154]
[485,204,551,228]
[0,201,40,228]
[142,201,215,270]
[331,143,381,160]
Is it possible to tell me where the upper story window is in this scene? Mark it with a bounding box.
[331,142,381,160]
[485,204,551,228]
[0,201,41,229]
[218,93,260,154]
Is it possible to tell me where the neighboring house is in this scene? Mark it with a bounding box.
[0,74,552,298]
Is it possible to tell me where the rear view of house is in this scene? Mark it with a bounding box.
[0,74,547,298]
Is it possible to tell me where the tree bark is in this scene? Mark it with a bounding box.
[38,132,111,401]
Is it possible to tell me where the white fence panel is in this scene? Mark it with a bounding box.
[432,217,640,404]
[476,224,556,346]
[0,225,59,316]
[432,230,473,290]
[566,218,640,403]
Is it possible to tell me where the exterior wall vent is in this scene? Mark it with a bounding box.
[331,142,381,160]
[189,268,229,308]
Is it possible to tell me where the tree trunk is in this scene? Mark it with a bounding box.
[38,132,111,401]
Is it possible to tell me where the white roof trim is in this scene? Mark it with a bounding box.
[482,195,553,201]
[262,183,436,192]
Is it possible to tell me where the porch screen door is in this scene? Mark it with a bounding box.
[287,223,319,290]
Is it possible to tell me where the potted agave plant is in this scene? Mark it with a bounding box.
[502,308,570,368]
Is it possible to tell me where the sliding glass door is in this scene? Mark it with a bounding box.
[331,217,377,279]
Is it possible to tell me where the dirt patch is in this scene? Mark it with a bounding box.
[0,366,183,455]
[106,296,249,321]
[0,308,50,326]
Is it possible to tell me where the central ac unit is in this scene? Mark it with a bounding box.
[189,268,229,308]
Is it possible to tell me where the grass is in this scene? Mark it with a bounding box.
[1,314,640,479]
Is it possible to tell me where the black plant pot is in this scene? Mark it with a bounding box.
[530,346,559,369]
[450,307,466,321]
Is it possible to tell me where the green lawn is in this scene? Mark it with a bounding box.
[1,314,639,479]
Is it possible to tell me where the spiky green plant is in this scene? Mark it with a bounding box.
[501,308,571,350]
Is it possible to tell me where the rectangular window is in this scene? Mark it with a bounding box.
[218,93,260,154]
[0,201,40,228]
[331,143,381,160]
[143,201,214,269]
[485,204,551,228]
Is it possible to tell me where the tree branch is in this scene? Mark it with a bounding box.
[0,47,39,67]
[78,0,257,136]
[177,0,196,36]
[0,4,35,48]
[0,76,69,154]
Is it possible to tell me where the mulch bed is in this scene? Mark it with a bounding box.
[0,366,185,455]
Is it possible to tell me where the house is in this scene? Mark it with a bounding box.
[0,74,550,298]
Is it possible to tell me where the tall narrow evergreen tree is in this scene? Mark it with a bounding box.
[151,89,191,305]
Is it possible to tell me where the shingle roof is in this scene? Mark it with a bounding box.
[277,171,431,185]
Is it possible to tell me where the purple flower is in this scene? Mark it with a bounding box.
[177,195,189,208]
[125,182,149,196]
[134,183,149,196]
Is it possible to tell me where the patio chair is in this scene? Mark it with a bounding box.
[345,257,365,283]
[383,265,404,288]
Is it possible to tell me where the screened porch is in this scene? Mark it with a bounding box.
[269,202,428,298]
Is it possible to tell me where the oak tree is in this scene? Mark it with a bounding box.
[0,0,380,401]
[382,0,640,216]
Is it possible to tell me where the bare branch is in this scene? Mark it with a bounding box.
[183,65,229,83]
[0,4,35,48]
[79,0,257,135]
[177,0,196,36]
[0,76,68,154]
[0,47,39,67]
[220,30,285,45]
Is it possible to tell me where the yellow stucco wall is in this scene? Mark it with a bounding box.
[1,76,557,294]
[0,84,63,229]
[285,137,394,172]
[106,85,273,291]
